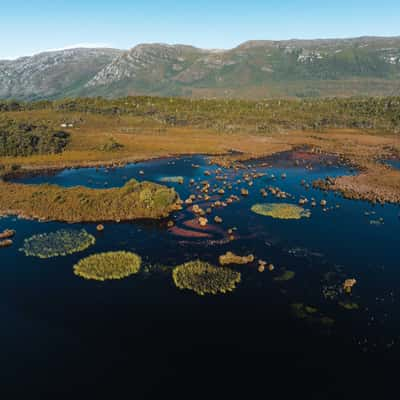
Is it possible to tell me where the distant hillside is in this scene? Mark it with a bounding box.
[0,48,122,100]
[1,37,400,100]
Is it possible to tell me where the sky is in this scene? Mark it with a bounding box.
[1,0,400,59]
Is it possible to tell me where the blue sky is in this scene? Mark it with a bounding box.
[1,0,400,59]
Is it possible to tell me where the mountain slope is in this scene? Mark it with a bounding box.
[0,48,122,100]
[1,37,400,100]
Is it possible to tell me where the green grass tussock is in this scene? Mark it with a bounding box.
[172,260,241,295]
[20,229,95,258]
[73,251,142,281]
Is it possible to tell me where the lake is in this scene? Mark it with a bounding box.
[1,153,399,397]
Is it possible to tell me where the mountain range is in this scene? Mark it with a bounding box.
[1,36,400,100]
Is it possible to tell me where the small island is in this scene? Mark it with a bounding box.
[0,178,181,223]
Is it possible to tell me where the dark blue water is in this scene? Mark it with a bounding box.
[1,154,399,398]
[386,159,400,170]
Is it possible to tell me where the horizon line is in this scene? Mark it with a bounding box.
[2,34,400,61]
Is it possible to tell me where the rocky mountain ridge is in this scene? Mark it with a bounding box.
[1,36,400,100]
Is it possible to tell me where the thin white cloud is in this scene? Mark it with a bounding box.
[43,42,113,52]
[1,43,114,60]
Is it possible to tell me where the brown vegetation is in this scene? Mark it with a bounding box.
[0,178,180,222]
[0,229,15,239]
[0,98,399,204]
[314,163,400,204]
[0,239,13,248]
[219,251,255,266]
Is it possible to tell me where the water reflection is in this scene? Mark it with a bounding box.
[1,152,399,395]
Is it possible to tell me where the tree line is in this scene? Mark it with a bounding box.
[1,95,400,134]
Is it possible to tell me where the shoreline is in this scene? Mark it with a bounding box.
[1,151,239,181]
[1,140,399,225]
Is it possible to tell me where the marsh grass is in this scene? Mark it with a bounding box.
[219,251,254,265]
[274,270,296,281]
[20,229,95,258]
[251,203,311,220]
[159,176,184,184]
[0,178,180,222]
[1,98,399,205]
[172,260,241,295]
[73,251,142,281]
[291,303,335,327]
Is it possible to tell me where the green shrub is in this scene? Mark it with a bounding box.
[0,117,70,157]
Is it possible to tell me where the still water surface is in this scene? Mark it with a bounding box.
[1,154,399,397]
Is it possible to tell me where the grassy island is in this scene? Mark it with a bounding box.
[172,260,241,295]
[74,251,142,281]
[251,203,311,220]
[0,178,180,222]
[20,229,95,258]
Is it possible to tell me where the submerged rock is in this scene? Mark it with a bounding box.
[274,270,295,281]
[370,218,384,225]
[291,303,318,319]
[169,226,212,239]
[339,301,359,310]
[291,303,335,327]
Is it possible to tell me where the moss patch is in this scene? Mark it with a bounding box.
[339,301,359,310]
[274,270,296,281]
[291,303,335,327]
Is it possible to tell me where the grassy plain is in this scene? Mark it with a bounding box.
[0,98,399,209]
